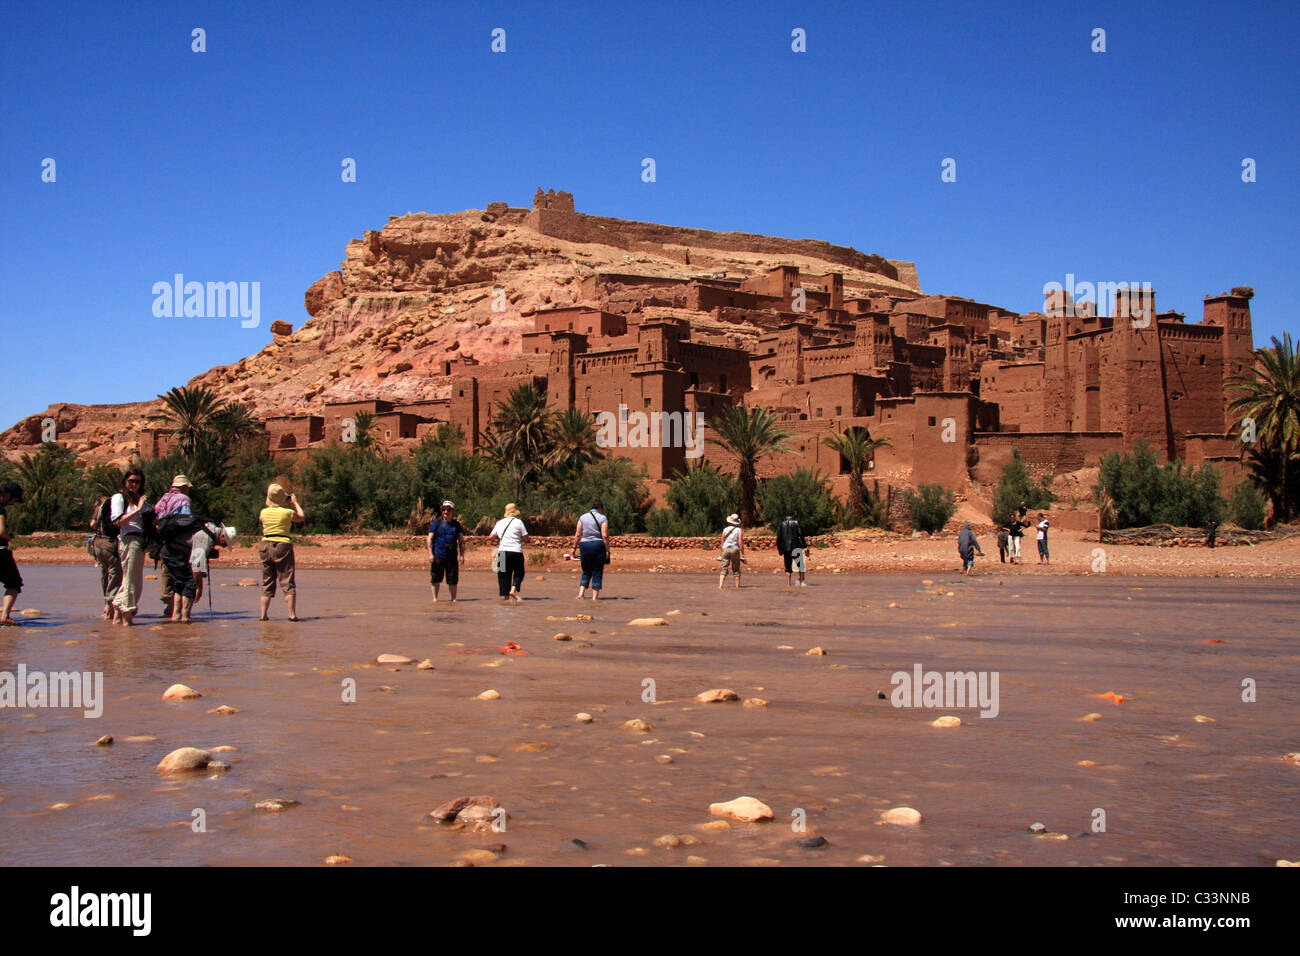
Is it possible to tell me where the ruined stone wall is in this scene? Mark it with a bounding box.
[971,432,1125,484]
[526,208,900,278]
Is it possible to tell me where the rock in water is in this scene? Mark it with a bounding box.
[324,855,353,865]
[806,647,828,656]
[476,689,501,701]
[575,713,593,723]
[628,617,669,626]
[742,698,768,709]
[207,705,239,715]
[417,659,436,670]
[376,654,414,665]
[709,796,774,823]
[880,807,922,826]
[1284,753,1300,766]
[931,715,961,728]
[552,632,572,641]
[162,684,201,701]
[94,735,113,746]
[428,795,505,831]
[622,718,653,732]
[653,834,681,849]
[695,688,739,703]
[156,748,214,774]
[1028,822,1047,834]
[255,798,300,812]
[797,836,828,848]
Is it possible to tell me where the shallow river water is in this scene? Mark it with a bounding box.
[2,564,1296,866]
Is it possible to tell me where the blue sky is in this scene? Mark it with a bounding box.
[3,0,1297,430]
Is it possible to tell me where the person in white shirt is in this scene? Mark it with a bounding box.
[110,467,150,626]
[1036,515,1050,564]
[718,513,745,589]
[488,502,530,602]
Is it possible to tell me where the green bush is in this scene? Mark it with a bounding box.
[1230,480,1267,530]
[757,468,837,535]
[1095,441,1226,528]
[992,449,1055,526]
[904,484,957,534]
[4,443,88,533]
[663,461,739,535]
[547,457,651,534]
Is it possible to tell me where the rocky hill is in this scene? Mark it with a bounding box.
[4,196,920,466]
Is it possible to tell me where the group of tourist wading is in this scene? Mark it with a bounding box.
[0,471,1072,627]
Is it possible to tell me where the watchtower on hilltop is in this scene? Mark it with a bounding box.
[533,188,575,211]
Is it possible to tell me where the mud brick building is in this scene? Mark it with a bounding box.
[62,191,1247,498]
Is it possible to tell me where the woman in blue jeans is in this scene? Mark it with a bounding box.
[573,498,611,600]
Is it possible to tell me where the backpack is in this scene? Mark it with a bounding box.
[431,517,460,558]
[92,497,119,541]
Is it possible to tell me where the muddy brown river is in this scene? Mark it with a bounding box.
[1,564,1296,866]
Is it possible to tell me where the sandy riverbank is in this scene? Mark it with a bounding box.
[13,530,1300,578]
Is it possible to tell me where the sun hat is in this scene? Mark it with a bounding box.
[172,474,192,488]
[726,513,741,527]
[266,483,290,507]
[221,526,237,546]
[504,502,521,517]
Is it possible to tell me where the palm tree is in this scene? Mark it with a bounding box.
[822,426,892,523]
[352,411,377,451]
[156,385,225,456]
[210,402,261,447]
[707,405,791,526]
[1228,332,1300,520]
[485,383,555,495]
[545,409,602,473]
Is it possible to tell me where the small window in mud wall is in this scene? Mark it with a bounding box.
[928,416,936,426]
[835,406,842,416]
[816,408,823,418]
[645,396,652,408]
[458,389,464,397]
[690,372,699,388]
[444,362,451,376]
[1199,354,1206,366]
[719,374,728,394]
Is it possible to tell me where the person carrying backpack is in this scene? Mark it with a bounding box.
[426,499,466,603]
[88,490,123,621]
[776,510,808,587]
[110,467,151,626]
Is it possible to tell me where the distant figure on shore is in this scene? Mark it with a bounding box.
[427,500,466,603]
[110,467,150,626]
[0,481,25,625]
[259,483,304,620]
[718,513,745,589]
[776,510,807,587]
[153,474,193,614]
[489,503,529,602]
[573,497,611,600]
[997,527,1009,563]
[958,520,984,576]
[1036,514,1050,564]
[88,487,122,621]
[1205,520,1218,549]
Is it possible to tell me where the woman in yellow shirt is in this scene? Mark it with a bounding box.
[258,483,305,621]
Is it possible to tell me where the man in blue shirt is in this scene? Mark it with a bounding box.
[426,500,466,603]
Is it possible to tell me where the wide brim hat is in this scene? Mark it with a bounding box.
[504,503,521,517]
[221,526,237,546]
[726,514,741,526]
[266,483,290,507]
[172,474,192,488]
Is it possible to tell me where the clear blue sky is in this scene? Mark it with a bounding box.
[3,0,1297,430]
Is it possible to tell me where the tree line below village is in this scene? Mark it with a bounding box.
[2,333,1295,538]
